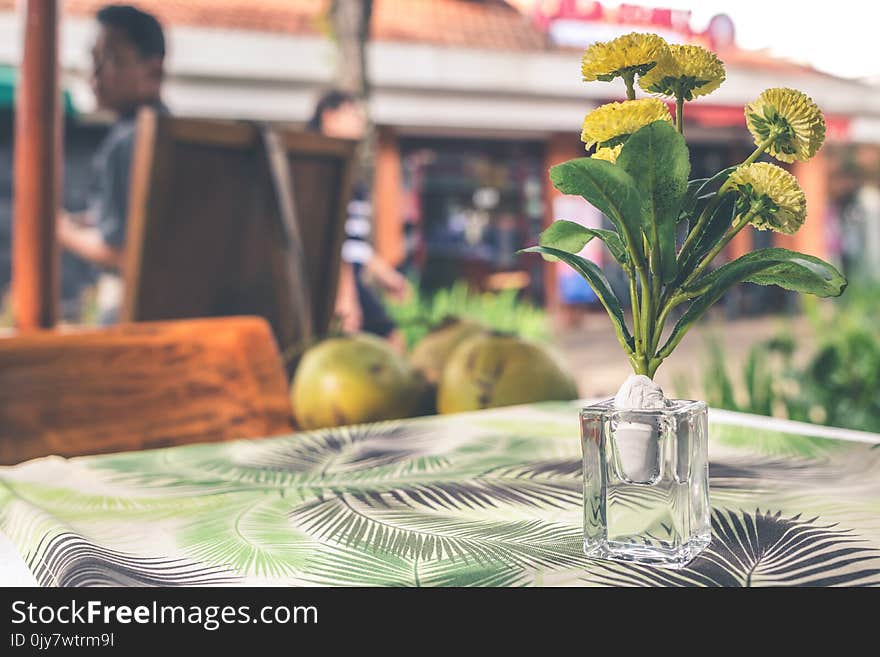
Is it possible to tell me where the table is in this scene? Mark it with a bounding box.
[1,402,879,587]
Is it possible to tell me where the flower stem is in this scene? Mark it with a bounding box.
[623,72,636,100]
[628,249,652,376]
[646,220,663,366]
[650,295,676,354]
[653,209,759,361]
[628,270,641,353]
[686,210,755,286]
[676,95,685,135]
[641,276,652,371]
[676,134,777,268]
[715,135,777,196]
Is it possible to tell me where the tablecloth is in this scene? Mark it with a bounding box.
[1,402,879,587]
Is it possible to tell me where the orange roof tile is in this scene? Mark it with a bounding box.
[0,0,545,51]
[61,0,327,36]
[372,0,546,51]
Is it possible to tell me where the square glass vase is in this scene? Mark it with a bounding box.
[580,398,710,569]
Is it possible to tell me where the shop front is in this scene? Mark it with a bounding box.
[396,136,547,300]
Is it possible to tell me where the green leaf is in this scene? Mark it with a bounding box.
[548,158,644,262]
[678,166,737,224]
[694,248,847,297]
[520,245,633,352]
[680,177,710,223]
[662,248,847,356]
[657,216,679,283]
[537,220,627,266]
[617,121,691,283]
[676,191,737,281]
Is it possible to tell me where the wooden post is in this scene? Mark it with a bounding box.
[329,0,376,196]
[12,0,62,330]
[788,152,830,260]
[373,127,403,266]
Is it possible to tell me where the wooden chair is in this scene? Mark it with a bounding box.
[121,110,357,368]
[0,316,293,465]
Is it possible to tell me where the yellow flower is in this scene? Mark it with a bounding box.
[581,32,669,82]
[745,88,826,163]
[639,44,725,100]
[729,162,807,234]
[581,99,673,163]
[592,145,623,163]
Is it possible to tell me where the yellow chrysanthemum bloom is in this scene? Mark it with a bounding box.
[581,98,673,162]
[638,44,725,100]
[745,88,826,163]
[592,145,623,163]
[581,32,669,82]
[729,162,807,234]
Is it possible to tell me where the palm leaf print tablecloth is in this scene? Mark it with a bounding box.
[1,402,879,587]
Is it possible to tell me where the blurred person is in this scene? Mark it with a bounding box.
[56,5,168,324]
[308,90,410,347]
[840,151,880,282]
[825,160,861,271]
[846,183,880,281]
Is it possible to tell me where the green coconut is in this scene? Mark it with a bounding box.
[437,333,579,414]
[291,333,428,430]
[409,318,486,385]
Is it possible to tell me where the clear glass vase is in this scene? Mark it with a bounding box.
[580,398,710,569]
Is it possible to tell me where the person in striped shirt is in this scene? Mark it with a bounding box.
[308,90,410,348]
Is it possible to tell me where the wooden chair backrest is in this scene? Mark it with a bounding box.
[121,110,357,361]
[0,316,293,465]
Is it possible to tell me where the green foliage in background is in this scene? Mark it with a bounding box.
[696,284,880,433]
[385,281,550,351]
[78,286,101,327]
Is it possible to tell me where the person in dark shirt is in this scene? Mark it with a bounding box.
[57,5,167,324]
[308,90,410,346]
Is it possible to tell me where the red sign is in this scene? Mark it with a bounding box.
[617,4,691,34]
[529,1,603,30]
[825,115,851,142]
[676,104,851,142]
[528,0,692,38]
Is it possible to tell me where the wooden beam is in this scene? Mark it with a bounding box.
[373,127,403,266]
[788,152,830,260]
[12,0,62,330]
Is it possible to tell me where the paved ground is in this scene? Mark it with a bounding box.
[553,309,814,401]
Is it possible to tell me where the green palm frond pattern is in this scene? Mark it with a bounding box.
[1,403,879,587]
